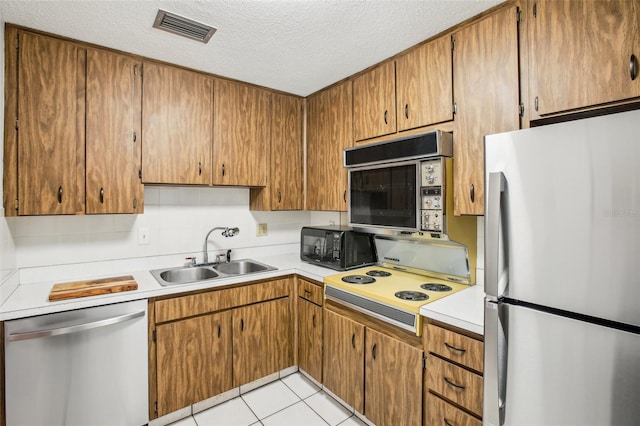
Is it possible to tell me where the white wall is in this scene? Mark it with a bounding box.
[6,186,342,269]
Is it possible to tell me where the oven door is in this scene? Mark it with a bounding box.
[348,160,420,232]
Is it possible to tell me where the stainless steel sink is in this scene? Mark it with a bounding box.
[150,259,277,286]
[213,259,276,275]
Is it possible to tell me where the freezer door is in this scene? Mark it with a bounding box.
[485,109,640,327]
[484,300,640,426]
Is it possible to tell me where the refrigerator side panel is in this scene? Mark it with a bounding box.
[500,304,640,426]
[485,109,640,326]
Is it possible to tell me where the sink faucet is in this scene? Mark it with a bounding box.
[203,227,240,264]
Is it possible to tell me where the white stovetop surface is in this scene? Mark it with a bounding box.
[1,249,486,335]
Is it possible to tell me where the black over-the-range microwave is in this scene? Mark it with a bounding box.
[345,130,453,234]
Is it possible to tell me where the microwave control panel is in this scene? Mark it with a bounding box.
[420,158,446,233]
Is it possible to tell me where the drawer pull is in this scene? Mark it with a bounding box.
[444,342,467,353]
[444,377,466,390]
[304,289,312,296]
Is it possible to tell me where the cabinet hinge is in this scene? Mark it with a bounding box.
[453,102,458,115]
[533,2,537,18]
[423,355,427,370]
[14,199,19,211]
[134,64,143,77]
[15,118,19,130]
[16,34,19,50]
[517,7,522,23]
[519,103,525,117]
[534,96,539,112]
[152,330,156,342]
[451,35,455,51]
[154,401,158,414]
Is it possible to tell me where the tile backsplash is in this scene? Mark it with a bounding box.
[6,186,341,270]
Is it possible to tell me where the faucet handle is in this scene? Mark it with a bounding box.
[185,257,197,267]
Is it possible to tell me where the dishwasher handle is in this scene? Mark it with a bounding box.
[8,310,145,342]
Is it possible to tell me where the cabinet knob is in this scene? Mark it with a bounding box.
[217,324,221,338]
[198,162,202,176]
[278,191,282,203]
[630,54,638,81]
[312,313,317,328]
[240,318,244,331]
[404,104,409,119]
[383,110,388,125]
[99,187,104,204]
[57,186,63,204]
[343,190,347,203]
[222,164,226,177]
[351,333,356,348]
[470,184,475,203]
[372,343,377,360]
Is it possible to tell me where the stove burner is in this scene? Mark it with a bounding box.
[420,283,453,292]
[395,291,429,301]
[342,275,376,284]
[366,270,391,277]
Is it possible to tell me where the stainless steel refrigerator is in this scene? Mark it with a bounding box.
[483,109,640,426]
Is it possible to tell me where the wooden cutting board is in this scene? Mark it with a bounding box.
[49,275,138,301]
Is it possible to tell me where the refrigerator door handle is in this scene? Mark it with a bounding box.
[484,299,509,426]
[486,171,506,300]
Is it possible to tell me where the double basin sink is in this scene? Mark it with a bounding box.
[150,259,277,286]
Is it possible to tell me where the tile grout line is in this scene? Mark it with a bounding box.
[300,396,332,426]
[242,378,303,423]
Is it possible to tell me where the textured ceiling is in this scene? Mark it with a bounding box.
[0,0,503,96]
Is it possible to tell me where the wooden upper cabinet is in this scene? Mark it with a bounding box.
[250,92,303,210]
[213,80,271,186]
[141,62,213,185]
[14,31,85,215]
[306,81,353,211]
[86,49,143,214]
[453,5,520,215]
[396,36,453,132]
[353,61,397,141]
[529,0,640,118]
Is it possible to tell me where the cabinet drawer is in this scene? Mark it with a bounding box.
[426,392,481,426]
[427,324,483,372]
[427,355,483,417]
[298,279,323,306]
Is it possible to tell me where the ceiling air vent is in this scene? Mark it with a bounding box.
[153,9,217,43]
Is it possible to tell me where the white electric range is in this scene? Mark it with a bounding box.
[324,234,473,336]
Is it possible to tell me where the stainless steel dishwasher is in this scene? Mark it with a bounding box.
[4,299,148,425]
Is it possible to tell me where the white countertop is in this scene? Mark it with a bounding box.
[419,284,485,336]
[0,253,334,321]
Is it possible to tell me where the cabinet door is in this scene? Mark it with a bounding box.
[270,93,303,209]
[306,81,352,211]
[353,61,396,141]
[156,311,232,417]
[213,80,270,186]
[233,297,291,387]
[396,36,453,131]
[453,5,520,215]
[365,328,423,426]
[297,297,323,383]
[529,0,640,117]
[86,49,143,214]
[322,309,365,413]
[17,32,85,215]
[141,62,212,185]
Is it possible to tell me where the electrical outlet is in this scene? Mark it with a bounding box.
[138,227,150,245]
[256,223,268,237]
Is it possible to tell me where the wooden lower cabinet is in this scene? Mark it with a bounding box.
[297,290,323,382]
[233,298,291,386]
[150,278,293,418]
[156,311,232,417]
[323,307,424,425]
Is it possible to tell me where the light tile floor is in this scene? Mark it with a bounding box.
[169,373,368,426]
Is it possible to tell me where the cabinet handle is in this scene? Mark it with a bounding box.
[312,313,316,328]
[469,184,475,203]
[222,164,225,177]
[383,110,388,125]
[57,186,63,204]
[372,343,377,360]
[99,187,104,204]
[444,377,466,390]
[444,342,467,353]
[404,104,409,119]
[217,324,221,338]
[278,191,282,203]
[304,289,312,296]
[198,162,202,176]
[631,54,638,81]
[240,318,244,331]
[351,333,356,348]
[343,190,347,203]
